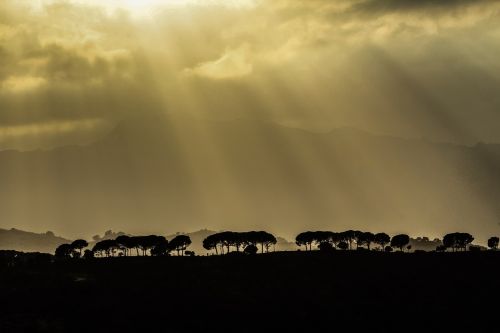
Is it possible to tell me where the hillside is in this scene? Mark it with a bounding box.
[0,228,70,253]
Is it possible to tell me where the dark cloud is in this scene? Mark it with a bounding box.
[353,0,494,13]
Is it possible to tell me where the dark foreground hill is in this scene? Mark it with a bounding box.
[1,251,499,332]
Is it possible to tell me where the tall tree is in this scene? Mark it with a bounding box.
[295,232,315,251]
[357,232,375,250]
[70,239,88,256]
[390,234,410,252]
[374,233,391,251]
[169,235,192,256]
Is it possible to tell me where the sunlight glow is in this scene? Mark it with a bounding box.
[50,0,256,17]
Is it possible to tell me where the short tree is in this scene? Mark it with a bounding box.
[487,237,499,250]
[244,244,258,255]
[55,244,73,258]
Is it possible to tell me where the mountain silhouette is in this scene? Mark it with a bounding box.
[1,114,500,240]
[0,228,70,253]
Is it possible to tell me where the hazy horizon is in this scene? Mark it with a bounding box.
[1,0,500,245]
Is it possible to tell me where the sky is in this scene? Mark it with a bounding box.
[1,0,500,242]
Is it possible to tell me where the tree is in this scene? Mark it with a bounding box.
[385,246,393,252]
[337,241,349,250]
[244,244,258,255]
[70,239,88,256]
[390,234,410,251]
[83,249,94,259]
[151,237,170,256]
[55,243,73,258]
[92,239,119,257]
[436,245,447,252]
[357,232,375,250]
[340,230,358,250]
[406,245,412,253]
[487,237,499,250]
[203,234,219,255]
[169,235,192,256]
[295,232,315,251]
[259,231,277,253]
[374,233,391,251]
[318,242,333,252]
[443,233,474,252]
[116,235,133,256]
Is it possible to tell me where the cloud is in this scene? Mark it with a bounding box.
[185,45,253,79]
[1,76,48,93]
[1,0,500,151]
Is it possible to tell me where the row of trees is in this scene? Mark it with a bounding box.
[295,231,500,252]
[56,231,500,258]
[295,231,409,251]
[55,235,192,258]
[203,231,277,254]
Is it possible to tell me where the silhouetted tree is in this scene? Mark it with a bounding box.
[244,244,258,255]
[70,239,88,256]
[337,241,349,250]
[436,245,447,252]
[150,237,170,256]
[169,235,192,256]
[296,232,315,251]
[339,230,356,250]
[319,242,333,252]
[203,234,219,255]
[357,232,375,250]
[260,231,277,253]
[406,245,412,253]
[385,246,393,252]
[92,239,119,257]
[83,249,94,259]
[55,244,73,258]
[390,234,410,251]
[443,233,474,252]
[374,233,391,251]
[487,237,499,250]
[116,235,133,256]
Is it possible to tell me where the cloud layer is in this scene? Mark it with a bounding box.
[1,0,500,150]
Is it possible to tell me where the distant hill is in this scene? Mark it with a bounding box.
[2,115,500,242]
[0,228,70,254]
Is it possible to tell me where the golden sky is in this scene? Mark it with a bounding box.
[1,0,500,241]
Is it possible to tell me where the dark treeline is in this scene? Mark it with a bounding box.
[296,230,405,252]
[202,231,277,254]
[53,229,500,259]
[55,234,193,259]
[295,230,485,253]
